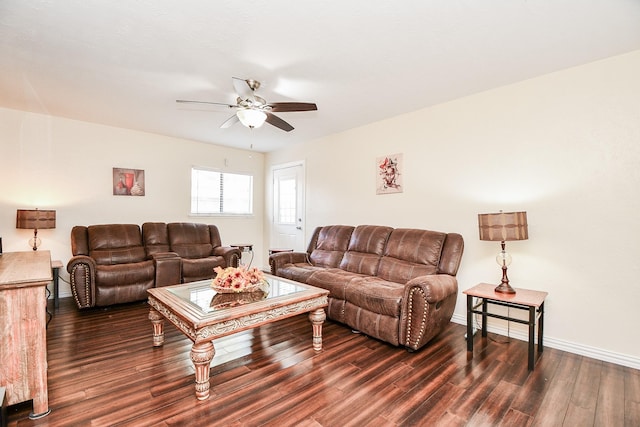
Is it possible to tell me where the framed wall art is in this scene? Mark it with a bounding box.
[376,153,403,195]
[113,167,145,196]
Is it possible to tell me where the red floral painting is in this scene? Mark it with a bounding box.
[113,168,145,196]
[376,153,403,194]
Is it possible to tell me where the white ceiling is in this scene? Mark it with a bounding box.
[2,1,640,152]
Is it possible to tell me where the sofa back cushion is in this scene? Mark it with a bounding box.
[167,222,213,259]
[439,233,464,276]
[208,224,223,248]
[309,225,354,268]
[87,224,147,265]
[377,228,446,283]
[71,225,89,256]
[142,222,171,256]
[340,225,392,276]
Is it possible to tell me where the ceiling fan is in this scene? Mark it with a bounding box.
[177,77,317,132]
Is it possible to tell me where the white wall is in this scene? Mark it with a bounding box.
[265,50,640,368]
[0,108,265,298]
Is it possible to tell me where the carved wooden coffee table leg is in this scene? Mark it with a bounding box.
[309,308,326,351]
[191,341,215,400]
[148,309,165,347]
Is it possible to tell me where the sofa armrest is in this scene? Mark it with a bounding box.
[151,252,182,287]
[400,274,458,350]
[212,246,242,268]
[405,274,458,304]
[269,251,309,275]
[67,255,97,309]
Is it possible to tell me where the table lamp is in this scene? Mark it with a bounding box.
[16,208,56,251]
[478,211,528,294]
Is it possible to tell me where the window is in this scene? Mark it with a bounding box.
[191,167,253,215]
[276,176,296,224]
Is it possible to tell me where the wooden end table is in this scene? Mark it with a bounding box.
[463,283,548,371]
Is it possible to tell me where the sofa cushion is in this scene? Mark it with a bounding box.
[344,276,404,317]
[276,263,327,284]
[94,260,155,306]
[306,268,360,300]
[182,256,226,283]
[377,229,446,283]
[90,247,148,265]
[309,225,354,268]
[87,224,147,265]
[339,225,392,276]
[142,222,171,256]
[168,223,214,259]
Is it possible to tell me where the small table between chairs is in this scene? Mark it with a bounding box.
[231,244,253,267]
[51,260,63,309]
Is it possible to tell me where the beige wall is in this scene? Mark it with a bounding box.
[0,108,265,298]
[265,50,640,367]
[1,49,637,368]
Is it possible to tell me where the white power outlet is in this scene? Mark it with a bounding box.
[464,327,478,340]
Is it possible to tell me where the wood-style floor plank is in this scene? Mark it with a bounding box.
[564,357,602,425]
[5,297,639,426]
[594,363,625,427]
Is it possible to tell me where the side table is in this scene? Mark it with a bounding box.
[463,283,548,371]
[231,244,254,268]
[52,260,63,309]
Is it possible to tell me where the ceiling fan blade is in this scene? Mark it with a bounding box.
[265,113,294,132]
[220,114,240,129]
[176,99,235,108]
[232,77,255,102]
[269,102,318,112]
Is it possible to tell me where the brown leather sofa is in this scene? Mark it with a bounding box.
[269,225,464,351]
[67,222,240,308]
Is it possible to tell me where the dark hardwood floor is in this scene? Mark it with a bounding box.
[7,297,640,426]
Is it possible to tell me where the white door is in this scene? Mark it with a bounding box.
[272,163,305,252]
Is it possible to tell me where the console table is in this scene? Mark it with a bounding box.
[0,251,52,419]
[464,283,548,371]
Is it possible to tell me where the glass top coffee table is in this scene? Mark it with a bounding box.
[147,273,329,400]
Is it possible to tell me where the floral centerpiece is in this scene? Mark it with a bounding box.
[211,266,268,293]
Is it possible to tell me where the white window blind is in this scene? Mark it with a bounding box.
[191,167,253,215]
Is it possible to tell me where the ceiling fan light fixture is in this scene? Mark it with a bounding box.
[236,109,267,129]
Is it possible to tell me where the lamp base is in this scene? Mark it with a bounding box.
[495,262,516,294]
[494,282,516,294]
[29,230,41,251]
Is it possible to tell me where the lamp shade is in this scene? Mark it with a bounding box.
[478,211,528,242]
[236,109,267,128]
[16,209,56,230]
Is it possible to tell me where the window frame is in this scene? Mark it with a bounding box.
[190,166,254,217]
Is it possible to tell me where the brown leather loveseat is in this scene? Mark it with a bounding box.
[269,225,464,351]
[142,222,239,283]
[67,222,240,308]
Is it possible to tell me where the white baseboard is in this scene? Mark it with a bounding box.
[58,290,72,299]
[451,313,640,370]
